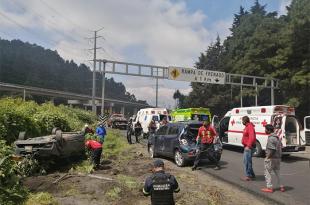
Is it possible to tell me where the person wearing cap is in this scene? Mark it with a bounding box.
[261,124,285,193]
[192,120,220,171]
[84,124,94,134]
[143,159,180,205]
[96,123,106,144]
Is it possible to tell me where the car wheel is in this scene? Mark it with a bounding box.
[148,145,157,158]
[174,149,186,167]
[52,127,59,134]
[252,141,263,157]
[55,130,64,145]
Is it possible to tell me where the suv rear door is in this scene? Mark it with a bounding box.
[155,125,168,154]
[305,116,310,145]
[162,124,180,157]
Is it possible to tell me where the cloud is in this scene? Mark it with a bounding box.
[0,0,226,107]
[278,0,292,16]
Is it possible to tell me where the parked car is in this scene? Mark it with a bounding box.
[107,113,128,129]
[14,128,85,159]
[147,121,222,167]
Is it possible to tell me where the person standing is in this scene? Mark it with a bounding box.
[192,120,220,171]
[96,123,106,144]
[261,124,285,193]
[148,120,157,134]
[241,116,256,181]
[143,159,180,205]
[134,121,142,143]
[127,118,133,144]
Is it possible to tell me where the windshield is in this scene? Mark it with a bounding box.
[191,114,209,121]
[159,115,169,121]
[112,114,123,118]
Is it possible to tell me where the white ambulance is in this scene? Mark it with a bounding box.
[218,105,306,157]
[133,108,171,135]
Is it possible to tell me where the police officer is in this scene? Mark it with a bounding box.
[143,159,180,205]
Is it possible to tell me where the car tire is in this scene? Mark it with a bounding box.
[55,130,63,143]
[174,149,186,167]
[52,127,60,134]
[148,145,157,158]
[252,141,263,157]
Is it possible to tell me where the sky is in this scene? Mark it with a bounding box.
[0,0,292,108]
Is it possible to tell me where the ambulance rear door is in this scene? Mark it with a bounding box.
[304,116,310,145]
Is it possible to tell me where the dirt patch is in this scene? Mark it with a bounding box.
[23,133,269,205]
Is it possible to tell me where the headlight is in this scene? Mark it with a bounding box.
[180,139,188,146]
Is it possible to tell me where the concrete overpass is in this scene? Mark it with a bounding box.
[0,82,149,115]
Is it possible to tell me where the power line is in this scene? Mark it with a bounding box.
[39,0,90,33]
[0,10,84,60]
[11,0,84,43]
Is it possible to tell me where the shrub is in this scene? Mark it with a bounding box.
[0,98,97,144]
[0,140,28,205]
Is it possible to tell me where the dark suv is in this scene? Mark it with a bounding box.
[147,121,222,167]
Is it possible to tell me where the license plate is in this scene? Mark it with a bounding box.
[25,146,33,152]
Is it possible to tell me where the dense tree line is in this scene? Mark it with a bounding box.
[0,39,147,104]
[175,0,309,120]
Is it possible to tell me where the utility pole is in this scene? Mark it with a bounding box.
[101,61,106,115]
[271,80,274,105]
[88,28,103,113]
[155,68,159,107]
[255,83,258,106]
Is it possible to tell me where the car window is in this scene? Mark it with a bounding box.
[156,126,168,135]
[152,115,159,122]
[191,114,209,121]
[168,125,179,135]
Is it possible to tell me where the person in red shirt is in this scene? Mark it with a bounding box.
[192,120,220,171]
[241,116,256,181]
[85,139,102,169]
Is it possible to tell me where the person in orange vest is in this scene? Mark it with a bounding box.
[85,139,102,169]
[192,120,220,171]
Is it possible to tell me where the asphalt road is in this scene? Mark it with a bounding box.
[200,145,310,205]
[120,129,310,205]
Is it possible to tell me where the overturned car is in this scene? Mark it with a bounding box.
[147,121,222,167]
[14,128,85,159]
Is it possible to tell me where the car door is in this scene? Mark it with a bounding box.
[163,124,179,157]
[211,115,220,133]
[154,125,168,154]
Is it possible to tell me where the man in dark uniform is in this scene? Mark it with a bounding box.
[143,159,180,205]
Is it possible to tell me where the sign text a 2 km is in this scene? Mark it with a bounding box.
[168,67,226,84]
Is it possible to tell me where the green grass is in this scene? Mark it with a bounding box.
[69,160,94,174]
[117,174,140,190]
[103,129,130,159]
[25,192,58,205]
[105,187,121,200]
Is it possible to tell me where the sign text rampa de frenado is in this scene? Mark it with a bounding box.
[168,67,226,84]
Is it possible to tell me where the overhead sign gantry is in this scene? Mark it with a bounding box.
[92,59,279,113]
